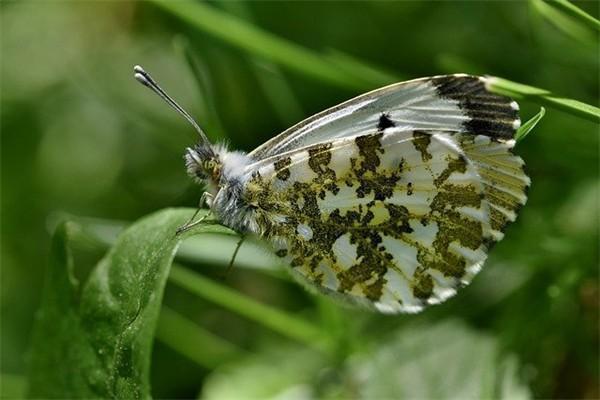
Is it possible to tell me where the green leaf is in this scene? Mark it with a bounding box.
[202,320,531,399]
[155,306,244,369]
[177,234,285,276]
[516,107,546,142]
[486,76,600,123]
[29,208,330,397]
[148,0,598,128]
[168,264,329,353]
[215,0,306,125]
[173,36,229,142]
[547,0,600,32]
[530,0,597,44]
[202,344,327,400]
[47,213,284,276]
[147,0,396,90]
[349,320,530,399]
[27,208,226,398]
[1,373,26,399]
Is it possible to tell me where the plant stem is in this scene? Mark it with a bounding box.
[155,306,245,368]
[548,0,600,31]
[486,77,600,123]
[530,0,596,44]
[516,107,546,142]
[148,0,393,90]
[149,0,598,127]
[168,264,330,353]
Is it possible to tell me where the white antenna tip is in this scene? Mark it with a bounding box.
[134,72,149,86]
[132,64,212,148]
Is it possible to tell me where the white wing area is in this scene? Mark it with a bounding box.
[249,74,520,160]
[234,129,528,313]
[207,74,528,313]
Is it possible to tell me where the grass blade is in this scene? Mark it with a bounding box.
[547,0,600,31]
[46,212,284,276]
[485,76,600,123]
[28,209,232,398]
[174,36,228,141]
[217,0,305,125]
[168,264,330,353]
[147,0,392,90]
[530,0,596,44]
[516,107,546,142]
[323,48,401,85]
[150,0,597,127]
[156,306,245,368]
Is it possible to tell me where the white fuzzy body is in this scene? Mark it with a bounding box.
[192,145,259,234]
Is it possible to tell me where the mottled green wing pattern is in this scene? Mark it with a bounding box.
[243,130,528,313]
[458,135,529,240]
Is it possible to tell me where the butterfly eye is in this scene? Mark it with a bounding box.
[204,159,219,170]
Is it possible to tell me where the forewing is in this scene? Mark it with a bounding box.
[242,130,528,313]
[248,74,520,159]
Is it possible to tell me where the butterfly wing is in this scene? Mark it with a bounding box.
[241,129,528,313]
[248,74,520,159]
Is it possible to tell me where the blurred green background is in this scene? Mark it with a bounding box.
[1,1,598,398]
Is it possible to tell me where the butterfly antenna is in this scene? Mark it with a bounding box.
[133,65,213,149]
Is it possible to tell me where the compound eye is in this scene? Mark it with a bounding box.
[203,159,215,170]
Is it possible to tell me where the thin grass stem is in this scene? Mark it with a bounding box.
[486,77,599,123]
[155,306,245,368]
[547,0,600,32]
[530,0,596,44]
[150,0,598,127]
[148,0,391,90]
[516,107,546,142]
[168,263,331,353]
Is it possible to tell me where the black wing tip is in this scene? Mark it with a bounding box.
[431,75,520,140]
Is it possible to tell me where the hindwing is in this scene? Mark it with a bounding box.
[241,129,528,313]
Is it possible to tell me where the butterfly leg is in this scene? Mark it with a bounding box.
[222,235,245,279]
[176,192,213,235]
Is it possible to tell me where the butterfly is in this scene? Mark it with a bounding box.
[134,65,529,314]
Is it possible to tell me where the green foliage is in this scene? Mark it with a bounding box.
[516,107,546,142]
[486,77,599,123]
[152,0,598,125]
[168,264,329,352]
[547,0,600,32]
[150,0,395,90]
[27,209,223,398]
[155,306,243,369]
[2,1,598,399]
[202,320,530,399]
[530,0,598,44]
[1,373,26,399]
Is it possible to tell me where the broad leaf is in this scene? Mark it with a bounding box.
[201,320,530,399]
[27,208,233,398]
[348,320,530,399]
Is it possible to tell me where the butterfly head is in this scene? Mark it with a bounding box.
[133,65,221,184]
[185,145,222,185]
